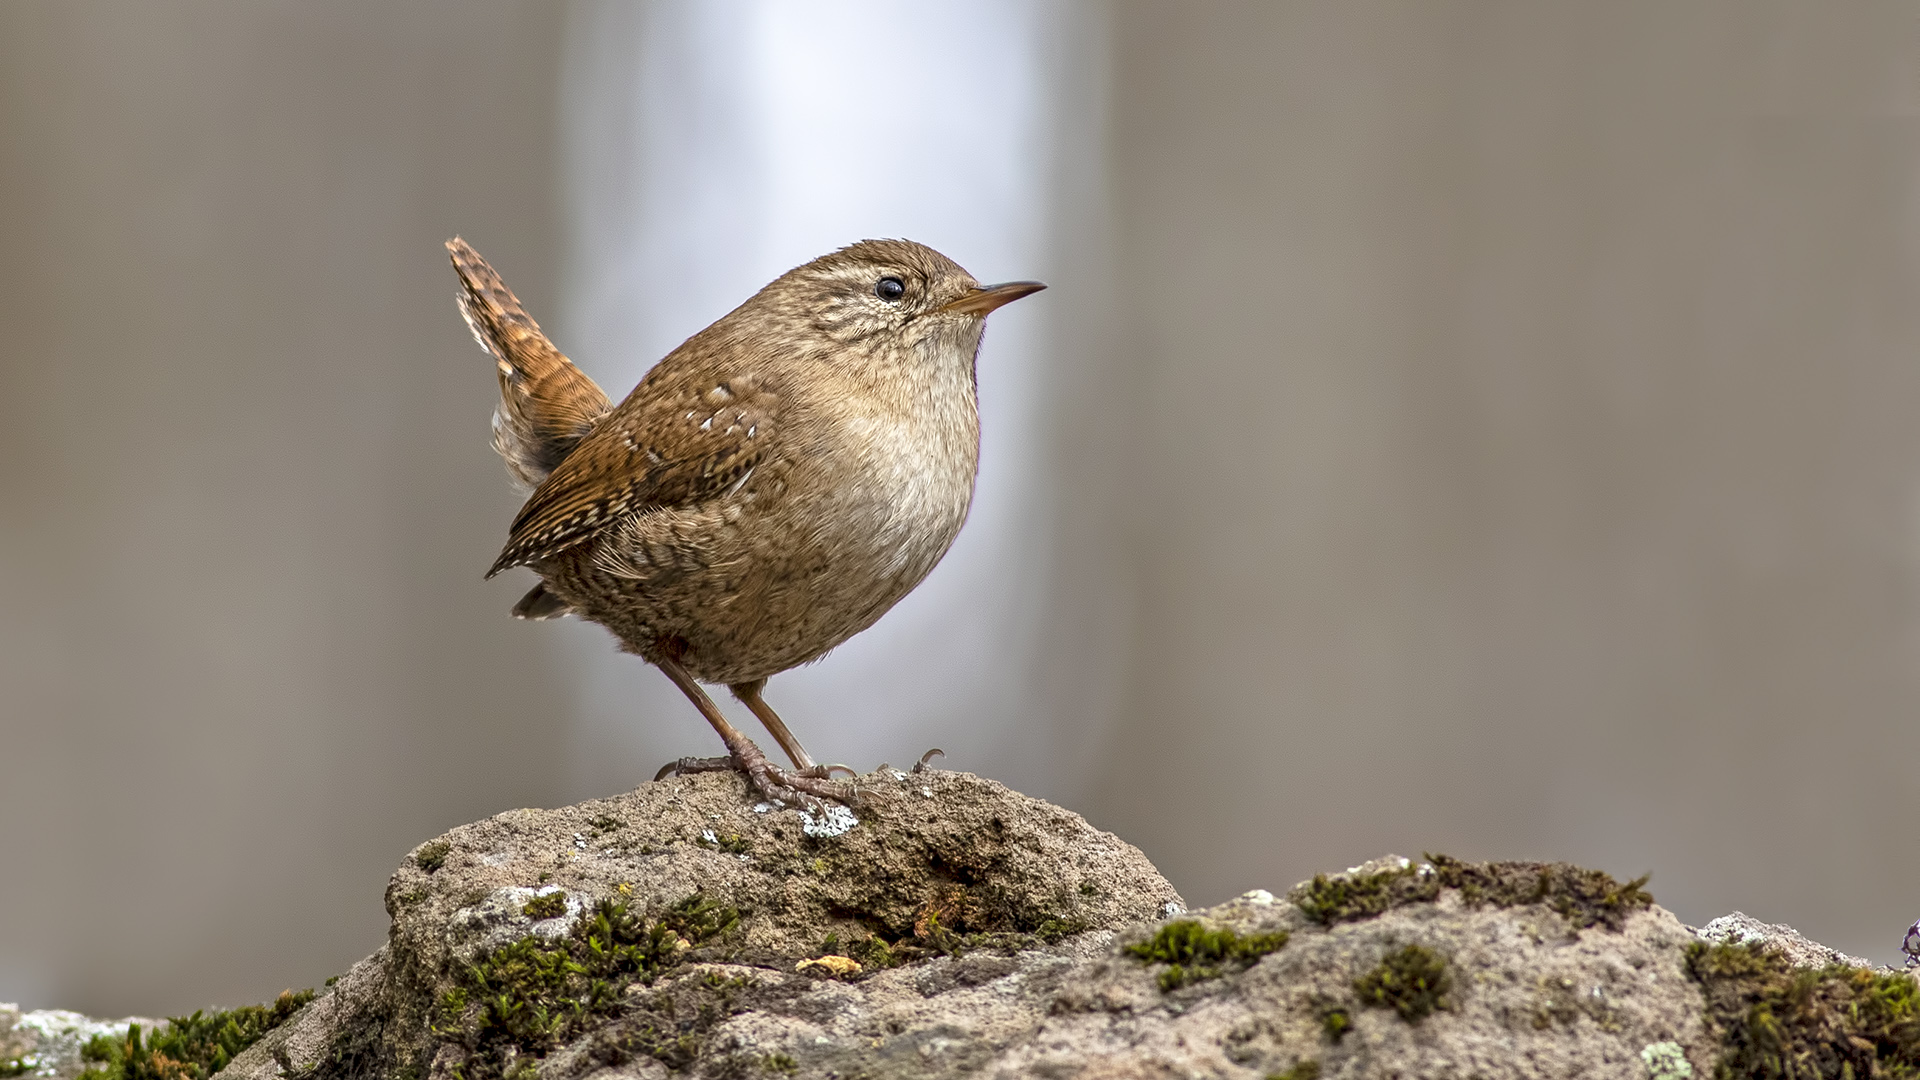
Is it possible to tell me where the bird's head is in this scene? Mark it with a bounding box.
[751,239,1045,358]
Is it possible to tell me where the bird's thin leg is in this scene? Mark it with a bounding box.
[651,655,850,806]
[727,679,812,770]
[728,680,856,778]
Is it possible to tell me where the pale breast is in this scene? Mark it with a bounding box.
[831,407,979,588]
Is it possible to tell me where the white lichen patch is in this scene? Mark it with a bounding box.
[1696,911,1874,969]
[1639,1040,1692,1078]
[3,1007,161,1079]
[445,885,586,960]
[800,804,859,838]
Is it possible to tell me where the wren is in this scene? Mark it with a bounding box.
[448,238,1043,805]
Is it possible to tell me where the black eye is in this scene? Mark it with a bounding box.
[875,276,906,302]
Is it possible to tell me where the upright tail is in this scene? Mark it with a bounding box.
[447,237,612,492]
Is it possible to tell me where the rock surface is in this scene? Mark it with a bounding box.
[17,770,1919,1079]
[222,768,1186,1080]
[1695,910,1874,971]
[0,1004,160,1079]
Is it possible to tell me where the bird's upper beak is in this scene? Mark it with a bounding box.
[936,280,1047,317]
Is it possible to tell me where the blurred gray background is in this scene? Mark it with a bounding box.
[4,1,1918,1017]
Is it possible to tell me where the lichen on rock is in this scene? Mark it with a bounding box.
[25,774,1920,1078]
[0,1005,165,1080]
[209,793,1715,1079]
[216,767,1182,1080]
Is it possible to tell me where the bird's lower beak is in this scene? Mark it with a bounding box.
[936,280,1047,316]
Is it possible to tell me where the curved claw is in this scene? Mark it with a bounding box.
[913,747,946,774]
[654,755,733,782]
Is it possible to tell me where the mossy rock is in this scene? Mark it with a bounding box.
[213,768,1180,1080]
[77,993,313,1080]
[1290,854,1652,931]
[1124,919,1289,991]
[161,794,1845,1080]
[1353,943,1451,1022]
[1688,940,1920,1078]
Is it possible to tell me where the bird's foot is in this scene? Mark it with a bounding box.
[654,755,735,781]
[653,737,853,810]
[874,749,946,776]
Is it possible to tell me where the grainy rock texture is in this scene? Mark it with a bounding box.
[219,768,1185,1080]
[20,771,1919,1080]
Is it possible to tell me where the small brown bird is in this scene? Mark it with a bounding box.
[448,237,1043,805]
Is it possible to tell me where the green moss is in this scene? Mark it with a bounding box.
[1427,855,1651,931]
[1031,917,1086,945]
[812,907,1088,976]
[762,1051,798,1074]
[433,895,739,1080]
[1268,1061,1320,1080]
[914,912,1090,961]
[1688,940,1920,1078]
[77,990,315,1080]
[1319,1006,1353,1042]
[415,840,451,873]
[520,891,567,920]
[1290,855,1652,931]
[0,1057,32,1078]
[817,931,902,972]
[1124,919,1290,991]
[1354,944,1451,1023]
[697,832,751,856]
[1293,863,1438,925]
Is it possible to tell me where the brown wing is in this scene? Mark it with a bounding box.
[447,238,612,492]
[487,369,778,576]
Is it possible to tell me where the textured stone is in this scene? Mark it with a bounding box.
[1695,911,1874,970]
[20,774,1916,1079]
[217,767,1180,1080]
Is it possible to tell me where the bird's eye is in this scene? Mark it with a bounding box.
[875,276,906,302]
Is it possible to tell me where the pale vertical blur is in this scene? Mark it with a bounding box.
[5,1,1920,1019]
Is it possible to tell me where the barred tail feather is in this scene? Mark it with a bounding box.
[447,237,612,492]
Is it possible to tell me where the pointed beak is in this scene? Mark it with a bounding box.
[935,280,1047,317]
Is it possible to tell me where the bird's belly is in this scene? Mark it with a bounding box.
[549,425,976,684]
